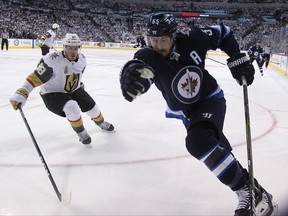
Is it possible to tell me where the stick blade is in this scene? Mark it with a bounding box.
[61,192,72,203]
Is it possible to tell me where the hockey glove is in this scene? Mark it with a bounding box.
[120,59,154,102]
[227,53,255,86]
[39,38,44,47]
[10,88,29,110]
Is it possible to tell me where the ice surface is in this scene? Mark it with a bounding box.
[0,48,287,215]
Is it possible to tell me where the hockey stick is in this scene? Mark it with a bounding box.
[18,106,71,203]
[207,56,226,65]
[241,77,256,216]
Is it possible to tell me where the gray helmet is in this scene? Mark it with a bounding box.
[147,13,177,37]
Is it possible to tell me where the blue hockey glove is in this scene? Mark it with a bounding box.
[227,53,255,86]
[120,59,154,102]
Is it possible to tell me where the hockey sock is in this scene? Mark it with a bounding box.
[68,116,84,133]
[92,113,104,125]
[63,100,84,132]
[202,145,247,191]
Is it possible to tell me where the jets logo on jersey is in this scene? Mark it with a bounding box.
[65,73,80,92]
[172,66,203,104]
[253,51,259,57]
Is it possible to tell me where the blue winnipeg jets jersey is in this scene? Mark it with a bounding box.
[247,45,263,59]
[133,25,240,122]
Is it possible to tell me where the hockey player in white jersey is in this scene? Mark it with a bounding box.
[10,33,114,144]
[39,23,59,56]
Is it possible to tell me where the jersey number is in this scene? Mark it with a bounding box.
[36,62,46,75]
[201,29,213,36]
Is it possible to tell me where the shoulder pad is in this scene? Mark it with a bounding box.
[177,26,207,40]
[178,27,192,36]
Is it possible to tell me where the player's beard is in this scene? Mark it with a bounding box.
[155,48,171,58]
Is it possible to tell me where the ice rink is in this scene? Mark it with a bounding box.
[0,48,288,216]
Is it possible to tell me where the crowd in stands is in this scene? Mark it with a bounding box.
[0,0,287,52]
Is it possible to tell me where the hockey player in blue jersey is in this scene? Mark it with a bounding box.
[248,41,264,76]
[120,13,277,216]
[134,35,147,48]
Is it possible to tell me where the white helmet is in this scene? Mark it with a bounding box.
[52,23,59,30]
[62,33,81,47]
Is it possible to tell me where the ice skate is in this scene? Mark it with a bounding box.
[77,129,91,144]
[234,180,278,216]
[96,121,114,131]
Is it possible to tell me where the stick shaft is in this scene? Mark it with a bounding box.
[241,77,256,216]
[207,57,226,65]
[19,107,62,202]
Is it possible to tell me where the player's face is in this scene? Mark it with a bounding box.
[64,46,80,61]
[149,36,173,58]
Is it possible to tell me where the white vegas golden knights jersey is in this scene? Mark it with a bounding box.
[30,50,86,94]
[42,29,56,48]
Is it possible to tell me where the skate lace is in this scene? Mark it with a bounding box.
[236,186,250,210]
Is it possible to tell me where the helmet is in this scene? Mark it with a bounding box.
[63,34,81,61]
[147,13,177,37]
[62,33,81,47]
[52,23,59,30]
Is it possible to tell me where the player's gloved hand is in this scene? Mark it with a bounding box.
[39,38,44,47]
[10,88,29,110]
[120,59,154,102]
[227,53,255,86]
